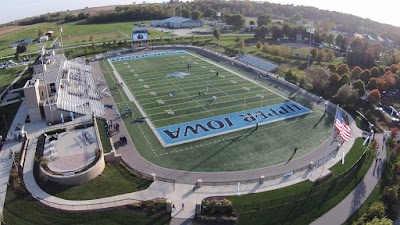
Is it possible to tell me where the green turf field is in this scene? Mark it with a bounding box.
[100,52,334,172]
[111,52,288,128]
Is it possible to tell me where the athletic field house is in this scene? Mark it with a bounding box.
[100,48,334,173]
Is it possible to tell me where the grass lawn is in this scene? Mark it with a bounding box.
[3,163,170,225]
[227,137,372,225]
[12,67,32,89]
[0,101,22,140]
[100,51,333,172]
[0,66,25,93]
[96,118,113,154]
[36,162,152,200]
[330,138,367,175]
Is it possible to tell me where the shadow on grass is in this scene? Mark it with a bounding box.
[183,127,257,171]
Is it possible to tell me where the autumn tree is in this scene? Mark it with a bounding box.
[310,48,318,59]
[339,73,351,86]
[327,64,337,72]
[353,79,366,96]
[256,41,262,50]
[236,38,245,49]
[337,64,350,76]
[327,72,341,95]
[213,29,221,48]
[368,89,381,105]
[365,217,392,225]
[351,66,362,80]
[334,84,359,106]
[191,10,202,20]
[360,69,371,84]
[390,64,399,73]
[370,66,381,78]
[308,66,330,94]
[366,201,386,221]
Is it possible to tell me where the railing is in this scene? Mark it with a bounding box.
[30,193,145,211]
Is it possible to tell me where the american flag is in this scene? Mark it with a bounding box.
[335,110,351,141]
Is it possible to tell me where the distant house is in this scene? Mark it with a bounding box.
[151,17,202,29]
[11,37,32,48]
[39,36,49,42]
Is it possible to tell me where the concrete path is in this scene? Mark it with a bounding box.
[311,133,386,225]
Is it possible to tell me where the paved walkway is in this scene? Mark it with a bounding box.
[311,133,386,225]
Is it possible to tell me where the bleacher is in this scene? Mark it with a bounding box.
[56,58,105,118]
[236,54,278,72]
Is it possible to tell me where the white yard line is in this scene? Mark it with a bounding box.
[149,96,282,122]
[187,52,297,104]
[107,59,167,147]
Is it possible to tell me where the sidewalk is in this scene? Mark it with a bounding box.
[311,133,386,225]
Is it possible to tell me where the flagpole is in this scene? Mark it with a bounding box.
[319,104,339,179]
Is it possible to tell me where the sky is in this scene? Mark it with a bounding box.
[1,0,399,27]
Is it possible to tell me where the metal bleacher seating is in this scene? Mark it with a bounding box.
[56,58,105,118]
[236,54,278,72]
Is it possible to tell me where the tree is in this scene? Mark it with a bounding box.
[256,41,262,50]
[370,67,381,78]
[339,73,351,86]
[353,79,366,96]
[366,202,386,220]
[204,8,216,19]
[381,185,399,218]
[325,50,335,62]
[224,13,245,29]
[334,84,359,106]
[351,66,362,80]
[368,89,381,105]
[257,15,271,27]
[181,9,191,18]
[310,48,318,59]
[337,64,350,76]
[191,10,202,20]
[308,66,330,94]
[365,217,392,225]
[326,34,334,44]
[15,44,27,61]
[236,38,245,49]
[328,72,341,95]
[254,25,269,40]
[360,69,371,84]
[292,12,302,21]
[213,29,221,48]
[270,24,283,40]
[327,64,337,72]
[390,64,399,73]
[316,50,325,63]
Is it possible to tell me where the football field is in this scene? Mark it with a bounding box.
[100,51,334,172]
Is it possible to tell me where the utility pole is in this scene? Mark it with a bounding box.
[305,27,315,84]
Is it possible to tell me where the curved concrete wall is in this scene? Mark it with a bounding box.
[39,151,105,185]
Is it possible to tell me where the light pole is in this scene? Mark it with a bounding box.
[305,27,315,84]
[59,26,64,55]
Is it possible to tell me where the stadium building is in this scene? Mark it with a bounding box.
[151,17,202,29]
[23,50,105,124]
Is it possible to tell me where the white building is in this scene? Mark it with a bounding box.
[151,17,202,29]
